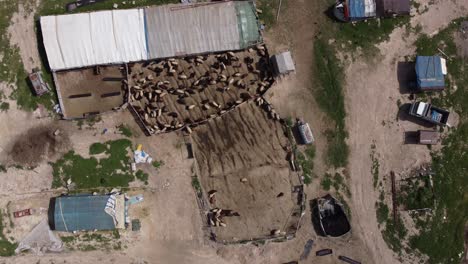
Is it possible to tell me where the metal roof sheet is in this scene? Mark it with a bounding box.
[53,195,115,232]
[415,56,445,89]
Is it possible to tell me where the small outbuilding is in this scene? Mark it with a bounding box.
[418,130,439,145]
[49,194,126,232]
[298,122,314,145]
[415,56,447,91]
[271,51,295,75]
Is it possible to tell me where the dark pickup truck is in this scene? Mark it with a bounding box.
[409,101,450,126]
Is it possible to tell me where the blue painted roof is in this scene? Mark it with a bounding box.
[349,0,365,18]
[53,195,115,232]
[415,56,445,88]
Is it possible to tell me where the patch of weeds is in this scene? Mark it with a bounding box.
[376,200,389,226]
[117,124,133,137]
[313,38,348,167]
[370,143,380,188]
[321,173,332,191]
[78,244,97,251]
[151,160,164,169]
[89,142,107,155]
[51,139,134,188]
[76,120,84,130]
[408,19,468,263]
[191,176,201,192]
[256,0,278,28]
[295,150,314,184]
[0,102,9,112]
[112,230,120,239]
[85,115,101,127]
[398,176,434,210]
[135,170,149,185]
[382,216,407,253]
[60,236,76,243]
[0,165,6,173]
[0,213,16,256]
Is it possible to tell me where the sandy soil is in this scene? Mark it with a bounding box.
[8,0,42,73]
[343,1,468,263]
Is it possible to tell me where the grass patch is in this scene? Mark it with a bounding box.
[0,213,16,257]
[89,142,107,155]
[370,143,380,188]
[51,139,134,188]
[151,160,164,169]
[191,176,201,192]
[256,0,277,28]
[321,173,332,191]
[314,38,349,167]
[402,18,468,264]
[135,170,149,185]
[0,102,9,112]
[117,124,133,138]
[398,176,434,210]
[296,145,316,184]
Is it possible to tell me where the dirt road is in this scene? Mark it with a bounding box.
[344,1,468,263]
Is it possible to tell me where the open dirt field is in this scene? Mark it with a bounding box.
[127,47,274,134]
[191,101,301,242]
[55,65,125,119]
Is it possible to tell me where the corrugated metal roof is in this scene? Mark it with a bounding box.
[41,9,147,71]
[53,195,115,232]
[415,56,445,89]
[40,1,261,71]
[348,0,376,18]
[145,2,240,59]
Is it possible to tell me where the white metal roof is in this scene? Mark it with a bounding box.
[273,51,295,74]
[41,9,147,71]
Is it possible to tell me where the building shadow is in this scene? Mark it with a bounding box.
[397,62,417,94]
[309,199,326,237]
[403,131,420,144]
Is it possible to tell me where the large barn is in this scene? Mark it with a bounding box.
[40,1,261,119]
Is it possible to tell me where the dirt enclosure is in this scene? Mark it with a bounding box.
[127,46,274,135]
[54,66,125,119]
[191,101,302,242]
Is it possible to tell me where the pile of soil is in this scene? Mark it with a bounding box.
[9,126,70,166]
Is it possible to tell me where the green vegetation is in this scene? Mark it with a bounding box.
[334,17,410,53]
[135,170,149,185]
[89,142,107,155]
[320,173,333,191]
[314,39,348,167]
[0,102,9,112]
[191,176,201,192]
[370,143,380,188]
[296,145,316,184]
[60,236,76,243]
[0,1,56,112]
[256,0,277,28]
[61,232,122,252]
[38,0,179,16]
[0,213,16,256]
[152,160,164,169]
[117,124,133,138]
[398,176,434,210]
[375,200,389,225]
[52,139,134,188]
[406,18,468,264]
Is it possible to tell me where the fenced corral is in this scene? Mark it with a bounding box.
[125,45,274,135]
[54,65,126,119]
[190,101,305,243]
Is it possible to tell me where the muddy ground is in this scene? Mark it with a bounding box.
[192,101,301,242]
[8,126,70,167]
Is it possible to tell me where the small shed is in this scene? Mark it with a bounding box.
[376,0,410,17]
[415,56,446,91]
[271,51,295,75]
[28,71,50,96]
[418,130,439,145]
[49,195,125,232]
